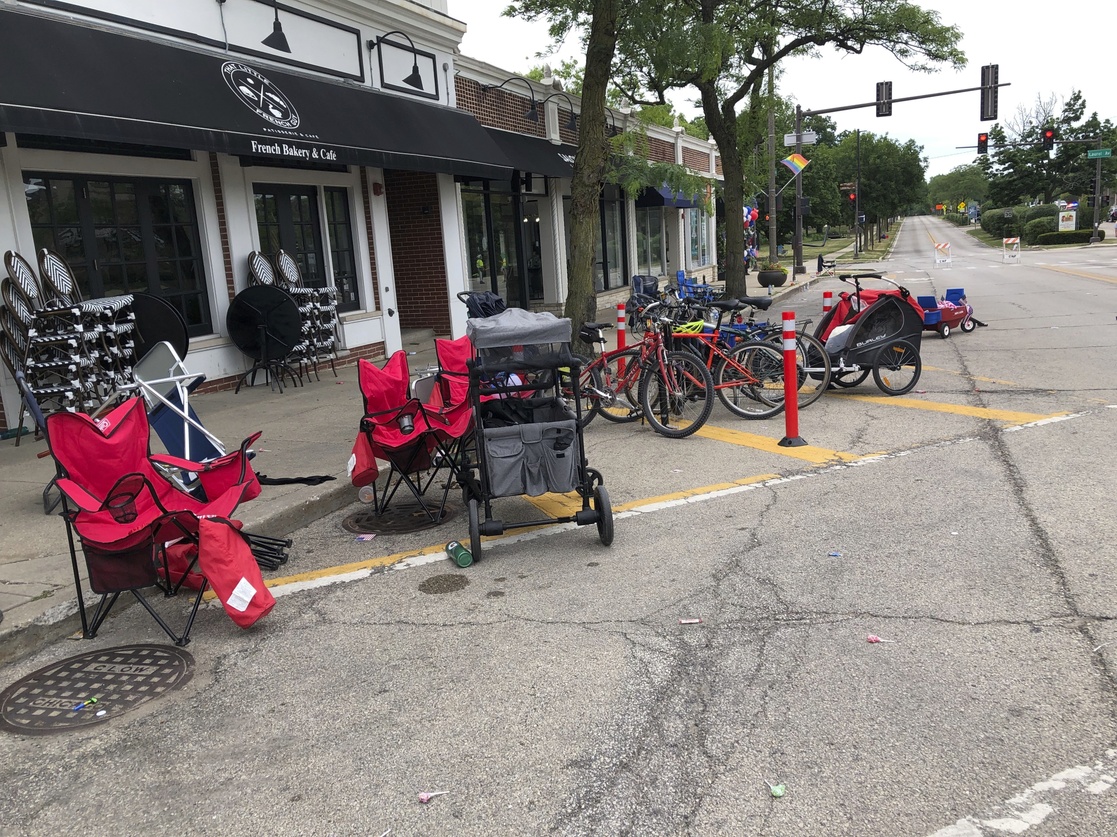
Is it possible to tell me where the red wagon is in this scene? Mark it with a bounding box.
[917,289,979,339]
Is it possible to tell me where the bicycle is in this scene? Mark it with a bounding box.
[664,300,789,420]
[717,300,832,408]
[571,301,715,438]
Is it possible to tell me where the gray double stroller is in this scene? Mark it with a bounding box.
[458,308,614,562]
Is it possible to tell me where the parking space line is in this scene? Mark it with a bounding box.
[829,393,1065,424]
[695,424,861,463]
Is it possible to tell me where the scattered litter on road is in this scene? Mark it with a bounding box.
[671,469,683,473]
[72,697,98,712]
[827,550,842,558]
[914,390,926,394]
[866,634,896,644]
[419,791,449,804]
[377,830,390,837]
[950,531,958,536]
[355,534,377,542]
[95,710,106,717]
[765,781,787,798]
[679,618,703,625]
[1093,641,1115,653]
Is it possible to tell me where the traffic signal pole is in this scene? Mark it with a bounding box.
[789,76,1010,275]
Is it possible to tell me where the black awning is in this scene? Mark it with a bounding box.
[0,10,512,180]
[635,185,697,209]
[484,129,576,179]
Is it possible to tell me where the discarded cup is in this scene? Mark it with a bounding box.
[446,541,473,568]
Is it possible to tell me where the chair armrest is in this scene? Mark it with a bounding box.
[54,477,104,513]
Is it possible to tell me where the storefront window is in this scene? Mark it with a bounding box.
[460,179,529,308]
[324,187,359,312]
[24,172,211,335]
[688,208,710,268]
[563,186,628,292]
[635,207,664,276]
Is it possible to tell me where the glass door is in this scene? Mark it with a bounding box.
[253,184,326,291]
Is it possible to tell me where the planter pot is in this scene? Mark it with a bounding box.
[756,269,788,288]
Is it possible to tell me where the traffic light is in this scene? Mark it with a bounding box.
[977,133,988,155]
[1087,196,1096,208]
[1042,128,1055,151]
[848,192,856,202]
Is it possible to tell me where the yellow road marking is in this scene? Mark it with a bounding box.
[522,473,785,517]
[695,423,861,463]
[830,392,1066,424]
[921,365,1021,387]
[1042,264,1117,285]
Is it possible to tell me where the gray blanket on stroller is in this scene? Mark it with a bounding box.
[467,307,572,348]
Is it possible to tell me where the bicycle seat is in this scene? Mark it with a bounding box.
[707,299,741,312]
[738,295,774,310]
[582,322,614,330]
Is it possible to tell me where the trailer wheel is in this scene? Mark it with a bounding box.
[938,323,951,339]
[593,485,614,546]
[468,498,483,560]
[832,369,870,388]
[873,340,922,396]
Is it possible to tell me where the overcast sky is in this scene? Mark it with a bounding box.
[455,1,1110,180]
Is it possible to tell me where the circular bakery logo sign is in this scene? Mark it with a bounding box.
[222,62,300,129]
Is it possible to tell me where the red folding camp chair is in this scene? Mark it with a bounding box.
[352,350,471,523]
[45,398,278,645]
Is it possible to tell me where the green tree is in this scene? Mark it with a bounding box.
[928,164,988,212]
[985,91,1117,206]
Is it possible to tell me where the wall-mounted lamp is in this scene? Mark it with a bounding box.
[541,92,578,131]
[481,76,539,122]
[368,30,424,91]
[261,0,291,53]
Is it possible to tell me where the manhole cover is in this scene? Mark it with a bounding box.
[418,574,470,595]
[343,501,457,535]
[0,644,194,735]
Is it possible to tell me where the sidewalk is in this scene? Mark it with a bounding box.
[0,279,814,667]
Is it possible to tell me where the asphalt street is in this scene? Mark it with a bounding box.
[2,215,1117,836]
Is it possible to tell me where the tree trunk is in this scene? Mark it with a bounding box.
[699,87,748,300]
[564,0,619,351]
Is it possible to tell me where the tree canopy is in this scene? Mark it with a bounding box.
[508,0,965,301]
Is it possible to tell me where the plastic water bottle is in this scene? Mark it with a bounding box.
[445,541,473,568]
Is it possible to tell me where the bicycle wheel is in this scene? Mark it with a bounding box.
[715,342,785,419]
[565,354,600,428]
[763,332,831,409]
[596,347,643,423]
[873,339,922,395]
[638,350,714,438]
[832,368,870,388]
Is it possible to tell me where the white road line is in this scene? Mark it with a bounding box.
[926,752,1117,836]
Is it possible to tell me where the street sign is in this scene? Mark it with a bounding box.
[840,182,856,190]
[783,131,818,147]
[1087,148,1112,159]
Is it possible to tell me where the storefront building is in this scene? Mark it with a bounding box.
[0,0,721,433]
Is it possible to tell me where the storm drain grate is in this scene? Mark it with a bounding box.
[343,501,458,535]
[0,644,194,735]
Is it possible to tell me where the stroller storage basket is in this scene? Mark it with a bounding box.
[482,400,580,498]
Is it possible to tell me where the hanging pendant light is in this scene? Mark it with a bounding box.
[262,1,291,53]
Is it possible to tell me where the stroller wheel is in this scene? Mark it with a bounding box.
[593,485,614,547]
[468,498,483,560]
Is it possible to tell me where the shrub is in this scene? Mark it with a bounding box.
[1025,204,1059,224]
[980,206,1027,238]
[1035,228,1106,245]
[1023,216,1057,244]
[944,212,970,226]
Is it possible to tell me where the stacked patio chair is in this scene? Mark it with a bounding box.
[38,248,137,394]
[2,251,101,435]
[275,249,339,379]
[246,250,312,381]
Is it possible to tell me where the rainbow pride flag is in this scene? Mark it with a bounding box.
[780,153,809,175]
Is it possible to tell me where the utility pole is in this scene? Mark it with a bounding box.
[767,63,777,265]
[793,104,804,275]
